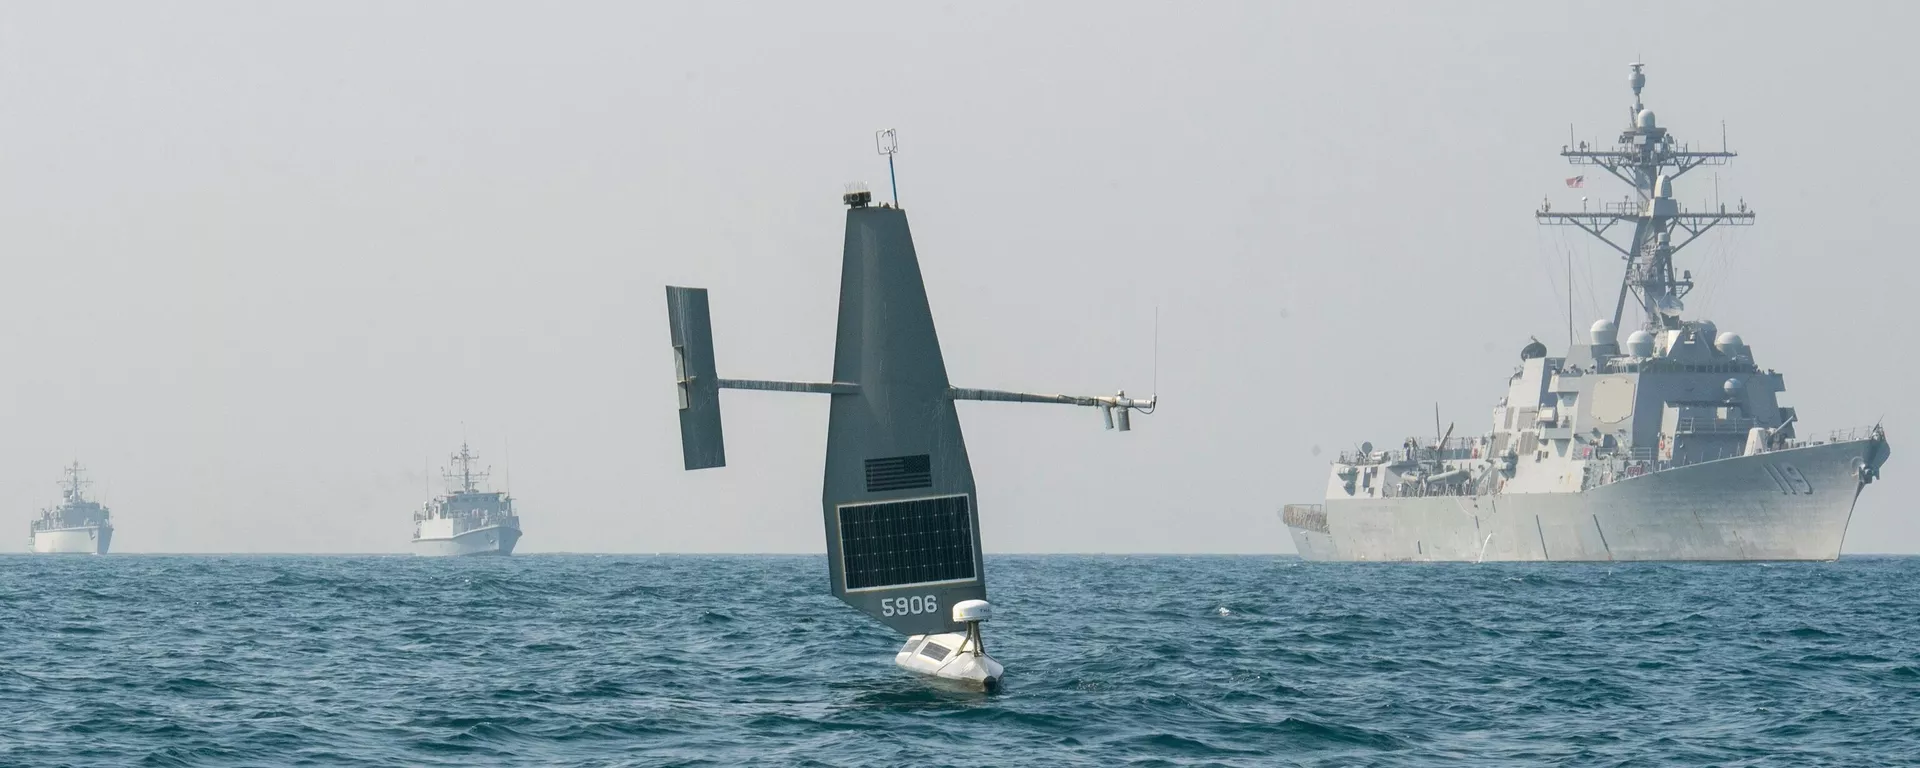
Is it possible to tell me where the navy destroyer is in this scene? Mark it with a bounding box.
[411,442,521,556]
[28,462,113,555]
[1281,64,1890,562]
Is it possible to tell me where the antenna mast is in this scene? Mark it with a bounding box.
[1566,246,1574,349]
[876,128,900,207]
[444,441,489,495]
[60,460,91,502]
[1537,63,1754,331]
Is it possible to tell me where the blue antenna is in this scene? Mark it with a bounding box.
[876,128,899,206]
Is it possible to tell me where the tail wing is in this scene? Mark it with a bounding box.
[665,286,726,470]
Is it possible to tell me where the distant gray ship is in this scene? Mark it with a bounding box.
[29,462,112,555]
[411,443,521,557]
[1282,64,1890,562]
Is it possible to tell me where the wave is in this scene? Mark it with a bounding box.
[3,553,1916,765]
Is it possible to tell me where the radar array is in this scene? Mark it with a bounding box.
[1537,63,1755,331]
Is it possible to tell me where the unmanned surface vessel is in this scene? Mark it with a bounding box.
[1281,64,1890,562]
[664,136,1153,688]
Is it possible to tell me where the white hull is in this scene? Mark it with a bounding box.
[1288,439,1880,562]
[412,524,520,557]
[895,632,1004,690]
[30,525,112,555]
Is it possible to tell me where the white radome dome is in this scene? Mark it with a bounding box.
[1590,318,1618,346]
[1626,329,1655,358]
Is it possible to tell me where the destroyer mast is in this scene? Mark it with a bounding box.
[1538,62,1754,331]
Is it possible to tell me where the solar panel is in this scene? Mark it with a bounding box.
[837,494,976,591]
[918,641,952,662]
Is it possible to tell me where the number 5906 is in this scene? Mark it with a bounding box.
[880,594,938,617]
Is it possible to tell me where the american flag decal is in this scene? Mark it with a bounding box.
[1565,176,1585,188]
[864,454,932,492]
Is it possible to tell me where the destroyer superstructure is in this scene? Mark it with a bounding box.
[1281,64,1890,562]
[29,462,112,555]
[411,442,521,556]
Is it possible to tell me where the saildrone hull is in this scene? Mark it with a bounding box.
[1286,438,1882,562]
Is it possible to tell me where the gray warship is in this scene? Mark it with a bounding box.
[411,442,521,556]
[29,462,113,555]
[1281,64,1890,562]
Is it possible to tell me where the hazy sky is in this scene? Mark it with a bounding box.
[1,2,1914,554]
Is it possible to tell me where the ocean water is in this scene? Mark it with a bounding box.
[2,555,1917,767]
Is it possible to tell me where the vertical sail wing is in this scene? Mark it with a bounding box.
[821,206,986,636]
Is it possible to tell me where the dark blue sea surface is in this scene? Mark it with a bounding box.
[2,555,1918,766]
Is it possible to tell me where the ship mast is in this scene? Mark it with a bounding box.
[444,442,489,494]
[1537,63,1754,332]
[60,461,91,503]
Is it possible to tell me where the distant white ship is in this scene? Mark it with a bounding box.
[411,442,521,556]
[29,462,112,555]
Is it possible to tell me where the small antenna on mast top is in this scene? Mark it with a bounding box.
[876,128,900,208]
